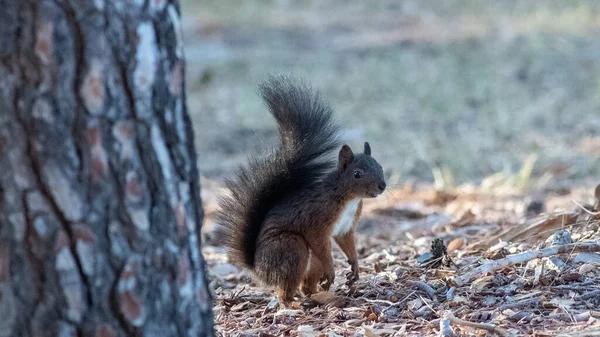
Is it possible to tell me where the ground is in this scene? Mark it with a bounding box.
[201,181,600,337]
[178,1,600,335]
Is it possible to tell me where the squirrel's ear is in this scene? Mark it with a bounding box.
[364,142,371,156]
[338,145,354,171]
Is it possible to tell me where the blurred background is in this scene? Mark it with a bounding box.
[181,0,600,190]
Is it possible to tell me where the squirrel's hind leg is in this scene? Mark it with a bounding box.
[305,238,335,291]
[255,232,309,303]
[301,252,322,296]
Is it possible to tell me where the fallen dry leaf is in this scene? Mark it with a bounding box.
[498,211,579,244]
[361,326,380,337]
[297,325,316,337]
[447,237,465,252]
[230,301,250,311]
[453,209,476,227]
[549,297,575,308]
[578,263,597,274]
[309,291,338,305]
[209,183,600,337]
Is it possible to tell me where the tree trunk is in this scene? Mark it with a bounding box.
[0,0,214,336]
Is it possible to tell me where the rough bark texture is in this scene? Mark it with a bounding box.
[0,0,214,336]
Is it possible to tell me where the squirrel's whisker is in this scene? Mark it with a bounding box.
[385,189,399,204]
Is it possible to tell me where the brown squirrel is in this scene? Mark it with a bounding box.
[216,75,386,302]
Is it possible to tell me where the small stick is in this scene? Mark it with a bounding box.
[547,311,591,323]
[498,298,540,311]
[445,311,510,337]
[410,281,437,300]
[575,290,600,301]
[572,200,600,216]
[453,242,600,286]
[439,313,456,337]
[553,280,596,290]
[446,287,456,301]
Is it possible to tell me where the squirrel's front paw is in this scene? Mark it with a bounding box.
[345,259,359,286]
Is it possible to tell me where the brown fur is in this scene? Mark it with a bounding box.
[333,199,362,286]
[254,144,384,302]
[300,199,362,295]
[300,200,363,295]
[217,78,386,303]
[254,185,352,301]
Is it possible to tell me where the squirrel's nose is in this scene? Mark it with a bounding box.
[378,182,386,191]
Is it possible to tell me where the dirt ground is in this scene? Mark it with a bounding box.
[201,181,600,337]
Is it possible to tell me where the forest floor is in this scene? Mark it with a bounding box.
[182,1,600,335]
[201,181,600,337]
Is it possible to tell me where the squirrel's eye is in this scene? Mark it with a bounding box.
[353,170,363,179]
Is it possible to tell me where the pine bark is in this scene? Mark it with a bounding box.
[0,0,214,336]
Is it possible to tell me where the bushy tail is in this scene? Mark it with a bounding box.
[216,75,341,268]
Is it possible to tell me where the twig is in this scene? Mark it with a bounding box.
[352,297,396,306]
[547,311,591,323]
[441,224,501,239]
[439,313,455,337]
[453,241,600,286]
[553,280,596,289]
[547,328,600,337]
[445,311,510,337]
[410,281,437,300]
[396,291,417,306]
[575,290,600,301]
[419,295,439,316]
[498,298,540,311]
[572,200,600,216]
[446,287,456,301]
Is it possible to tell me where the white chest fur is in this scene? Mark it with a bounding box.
[332,199,360,237]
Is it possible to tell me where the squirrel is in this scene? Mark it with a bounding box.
[216,75,386,302]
